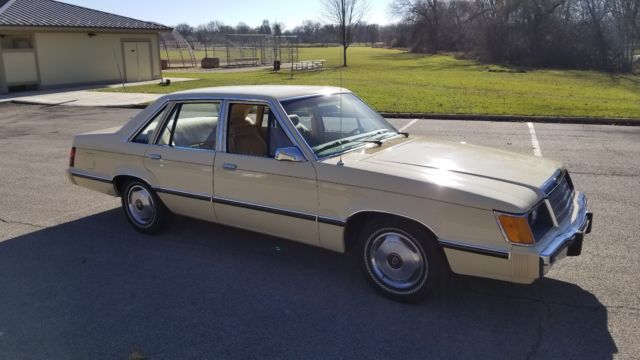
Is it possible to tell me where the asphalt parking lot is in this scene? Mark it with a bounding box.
[0,102,638,359]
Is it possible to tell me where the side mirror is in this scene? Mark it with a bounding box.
[274,146,306,162]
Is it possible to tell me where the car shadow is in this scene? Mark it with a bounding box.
[0,210,617,359]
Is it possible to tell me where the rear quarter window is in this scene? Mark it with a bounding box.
[132,106,168,144]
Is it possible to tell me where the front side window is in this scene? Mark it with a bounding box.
[227,103,292,157]
[280,94,397,158]
[157,102,220,150]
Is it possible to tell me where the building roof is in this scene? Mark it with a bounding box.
[0,0,171,31]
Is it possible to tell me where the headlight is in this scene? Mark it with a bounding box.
[496,213,534,245]
[528,201,555,241]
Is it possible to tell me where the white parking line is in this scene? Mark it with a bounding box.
[399,119,418,132]
[527,122,542,157]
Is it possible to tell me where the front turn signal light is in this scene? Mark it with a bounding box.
[497,214,534,245]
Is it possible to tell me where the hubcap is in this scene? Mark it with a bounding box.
[368,232,426,290]
[127,185,155,226]
[387,253,404,269]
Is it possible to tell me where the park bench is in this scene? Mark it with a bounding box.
[292,59,325,71]
[230,57,260,67]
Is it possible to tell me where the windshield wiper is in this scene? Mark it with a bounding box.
[314,131,393,154]
[314,138,382,154]
[357,130,401,146]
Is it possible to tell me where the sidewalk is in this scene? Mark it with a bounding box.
[0,77,196,108]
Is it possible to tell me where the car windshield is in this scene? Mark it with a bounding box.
[280,93,398,158]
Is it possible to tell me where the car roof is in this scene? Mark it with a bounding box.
[170,85,351,101]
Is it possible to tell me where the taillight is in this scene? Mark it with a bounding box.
[69,147,76,167]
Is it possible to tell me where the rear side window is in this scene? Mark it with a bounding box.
[157,102,220,150]
[132,106,167,144]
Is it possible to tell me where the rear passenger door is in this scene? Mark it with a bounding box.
[144,101,219,222]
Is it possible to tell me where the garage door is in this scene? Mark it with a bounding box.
[123,41,152,83]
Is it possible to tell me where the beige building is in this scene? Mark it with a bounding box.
[0,0,171,94]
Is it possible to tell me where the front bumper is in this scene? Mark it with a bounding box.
[539,192,593,276]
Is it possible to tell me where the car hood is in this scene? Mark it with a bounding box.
[363,137,561,190]
[321,136,563,213]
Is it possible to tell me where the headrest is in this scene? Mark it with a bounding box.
[289,114,300,126]
[229,104,253,124]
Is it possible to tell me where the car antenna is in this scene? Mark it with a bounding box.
[337,49,344,167]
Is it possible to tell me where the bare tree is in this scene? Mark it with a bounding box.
[611,0,640,70]
[323,0,371,66]
[393,0,443,53]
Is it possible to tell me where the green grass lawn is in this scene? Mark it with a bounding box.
[111,47,640,119]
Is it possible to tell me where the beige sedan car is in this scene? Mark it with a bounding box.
[67,86,593,302]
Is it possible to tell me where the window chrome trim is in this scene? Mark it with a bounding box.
[171,145,216,153]
[217,100,229,153]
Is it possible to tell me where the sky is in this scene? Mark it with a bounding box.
[62,0,397,30]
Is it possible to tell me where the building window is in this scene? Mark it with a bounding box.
[1,35,33,50]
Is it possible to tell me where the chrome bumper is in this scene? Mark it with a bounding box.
[539,192,593,276]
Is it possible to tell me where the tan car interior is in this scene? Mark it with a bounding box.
[157,104,218,150]
[227,104,269,156]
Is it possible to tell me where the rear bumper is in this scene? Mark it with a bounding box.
[539,192,592,277]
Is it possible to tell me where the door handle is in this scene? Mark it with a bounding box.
[148,153,162,160]
[223,163,237,170]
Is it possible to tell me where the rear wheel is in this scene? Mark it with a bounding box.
[358,218,446,303]
[121,180,169,234]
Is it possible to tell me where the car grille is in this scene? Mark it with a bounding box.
[544,171,575,224]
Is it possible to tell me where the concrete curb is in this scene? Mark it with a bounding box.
[379,113,640,126]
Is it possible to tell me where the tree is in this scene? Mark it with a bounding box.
[323,0,371,66]
[393,0,444,53]
[235,22,251,34]
[360,23,380,46]
[258,19,272,34]
[174,23,194,37]
[195,24,210,57]
[272,22,283,35]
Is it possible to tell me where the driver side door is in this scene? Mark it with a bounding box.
[213,101,320,246]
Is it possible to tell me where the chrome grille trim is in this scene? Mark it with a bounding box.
[545,171,575,224]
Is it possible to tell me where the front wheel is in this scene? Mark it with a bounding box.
[358,219,447,303]
[121,180,169,234]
